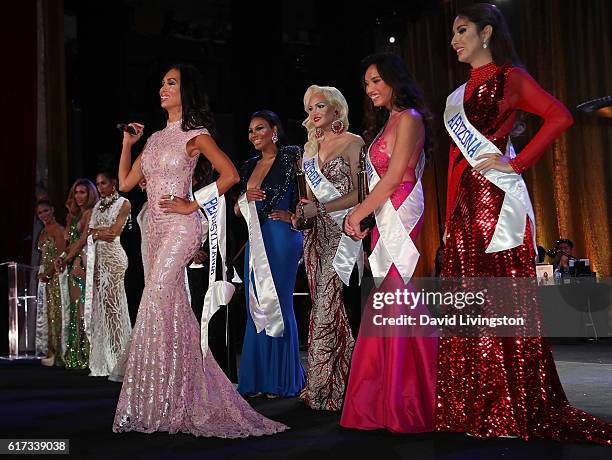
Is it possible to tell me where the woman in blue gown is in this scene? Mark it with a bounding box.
[234,110,305,398]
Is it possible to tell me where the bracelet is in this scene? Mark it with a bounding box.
[317,201,327,217]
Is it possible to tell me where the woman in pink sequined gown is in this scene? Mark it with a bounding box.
[437,4,611,444]
[342,53,438,433]
[112,64,288,437]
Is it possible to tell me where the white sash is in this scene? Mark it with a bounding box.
[194,182,236,357]
[35,267,48,356]
[237,193,284,338]
[58,268,71,356]
[444,83,536,253]
[302,155,364,285]
[83,235,96,342]
[366,142,425,287]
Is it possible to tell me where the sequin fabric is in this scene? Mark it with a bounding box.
[38,228,64,366]
[64,215,90,369]
[239,145,301,221]
[113,121,287,437]
[301,156,355,411]
[88,196,132,376]
[436,63,612,444]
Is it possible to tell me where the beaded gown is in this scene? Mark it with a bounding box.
[340,114,438,432]
[88,195,132,376]
[113,121,287,437]
[436,62,612,444]
[38,227,64,366]
[63,214,89,369]
[301,156,355,411]
[237,146,305,398]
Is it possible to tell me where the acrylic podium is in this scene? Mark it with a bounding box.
[0,261,40,359]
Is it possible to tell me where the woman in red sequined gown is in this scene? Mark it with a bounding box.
[342,53,438,433]
[437,3,612,444]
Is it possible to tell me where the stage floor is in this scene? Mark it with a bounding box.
[1,341,611,459]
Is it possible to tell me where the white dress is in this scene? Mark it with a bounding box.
[87,195,132,376]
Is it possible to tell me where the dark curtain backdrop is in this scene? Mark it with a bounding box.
[18,0,611,279]
[1,2,37,263]
[403,0,611,277]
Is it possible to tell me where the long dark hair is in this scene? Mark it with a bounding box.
[361,53,433,159]
[456,3,521,67]
[193,156,215,191]
[250,110,288,148]
[163,63,216,134]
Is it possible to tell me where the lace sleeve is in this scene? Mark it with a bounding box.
[505,68,573,173]
[185,127,210,144]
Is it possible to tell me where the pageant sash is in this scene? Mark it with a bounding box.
[188,216,209,269]
[237,193,284,338]
[302,155,364,285]
[444,83,536,252]
[194,182,236,357]
[366,145,425,287]
[58,268,71,356]
[35,266,48,355]
[83,234,96,342]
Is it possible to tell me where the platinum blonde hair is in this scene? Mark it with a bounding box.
[302,85,350,158]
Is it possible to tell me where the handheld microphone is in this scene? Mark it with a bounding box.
[117,123,137,135]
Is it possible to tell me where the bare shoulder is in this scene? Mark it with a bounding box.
[342,132,365,151]
[398,108,423,125]
[52,224,65,239]
[395,109,424,136]
[82,208,93,221]
[194,131,217,148]
[79,209,93,228]
[120,198,132,211]
[186,131,214,157]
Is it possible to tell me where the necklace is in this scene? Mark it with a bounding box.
[98,192,119,213]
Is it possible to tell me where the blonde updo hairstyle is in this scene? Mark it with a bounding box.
[302,85,349,158]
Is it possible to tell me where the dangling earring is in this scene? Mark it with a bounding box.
[271,130,278,144]
[483,42,488,49]
[315,127,324,139]
[331,119,344,135]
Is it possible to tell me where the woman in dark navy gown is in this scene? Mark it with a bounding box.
[235,110,305,398]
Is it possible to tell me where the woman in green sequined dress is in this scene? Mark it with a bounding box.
[36,199,66,367]
[57,179,99,369]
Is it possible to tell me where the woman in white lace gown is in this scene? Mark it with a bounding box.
[86,171,132,377]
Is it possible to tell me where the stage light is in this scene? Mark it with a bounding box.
[388,36,396,44]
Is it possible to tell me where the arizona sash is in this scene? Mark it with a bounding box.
[444,83,536,252]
